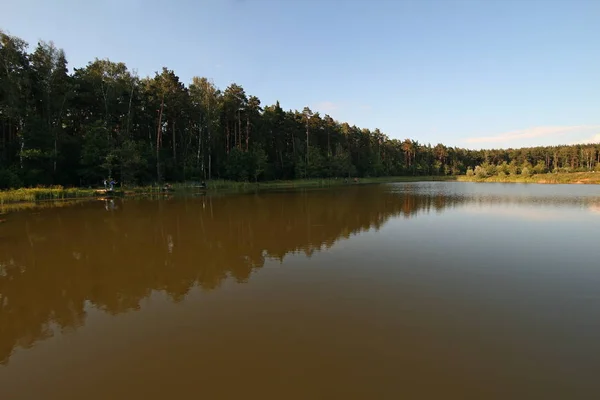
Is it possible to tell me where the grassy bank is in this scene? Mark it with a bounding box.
[0,187,97,204]
[457,171,600,184]
[0,176,455,205]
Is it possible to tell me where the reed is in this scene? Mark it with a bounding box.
[0,186,96,204]
[457,172,600,184]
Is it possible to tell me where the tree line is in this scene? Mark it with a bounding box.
[1,31,599,188]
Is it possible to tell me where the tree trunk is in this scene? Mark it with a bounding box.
[238,110,242,150]
[18,120,23,170]
[172,119,177,164]
[246,114,250,152]
[279,149,284,179]
[53,95,67,176]
[306,120,309,166]
[207,101,212,180]
[233,115,237,149]
[126,82,134,138]
[156,95,164,182]
[226,122,230,154]
[291,132,296,157]
[53,130,57,174]
[3,120,7,164]
[197,122,202,171]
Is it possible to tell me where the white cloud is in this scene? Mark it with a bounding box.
[570,134,600,145]
[312,101,339,113]
[464,125,600,145]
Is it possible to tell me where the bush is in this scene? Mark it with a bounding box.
[508,160,520,175]
[466,167,474,177]
[0,168,23,189]
[533,161,547,174]
[496,161,509,176]
[481,162,496,176]
[474,165,488,178]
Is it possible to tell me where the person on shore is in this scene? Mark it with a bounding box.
[103,179,107,190]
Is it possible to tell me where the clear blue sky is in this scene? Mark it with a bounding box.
[2,0,599,149]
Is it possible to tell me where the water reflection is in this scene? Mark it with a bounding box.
[103,198,117,211]
[1,183,599,365]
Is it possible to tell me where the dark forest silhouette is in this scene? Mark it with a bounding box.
[1,30,599,188]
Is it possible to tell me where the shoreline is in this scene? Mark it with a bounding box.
[1,172,598,209]
[457,171,600,185]
[0,176,455,206]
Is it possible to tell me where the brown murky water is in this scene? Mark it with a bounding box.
[1,182,600,399]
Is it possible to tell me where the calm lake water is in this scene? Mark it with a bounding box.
[1,182,599,399]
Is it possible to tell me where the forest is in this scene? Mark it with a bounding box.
[1,30,599,188]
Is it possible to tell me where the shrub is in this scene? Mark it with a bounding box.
[0,169,23,189]
[474,165,488,178]
[532,161,547,174]
[481,162,496,176]
[497,161,509,176]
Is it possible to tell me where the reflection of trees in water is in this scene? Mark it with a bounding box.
[0,188,439,363]
[3,186,595,364]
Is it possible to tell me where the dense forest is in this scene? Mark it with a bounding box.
[1,31,599,188]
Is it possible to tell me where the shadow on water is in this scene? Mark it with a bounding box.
[0,182,599,365]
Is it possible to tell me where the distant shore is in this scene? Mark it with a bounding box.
[457,171,600,185]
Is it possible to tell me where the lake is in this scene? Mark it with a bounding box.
[1,182,599,399]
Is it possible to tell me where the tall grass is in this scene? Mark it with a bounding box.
[0,186,96,204]
[457,171,600,184]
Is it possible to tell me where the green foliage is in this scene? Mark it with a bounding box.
[496,161,509,176]
[508,160,520,175]
[80,122,111,182]
[481,162,496,176]
[117,140,146,185]
[0,30,599,189]
[0,168,23,189]
[458,171,600,184]
[225,148,249,181]
[521,161,533,174]
[248,145,268,181]
[533,160,547,174]
[474,165,488,178]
